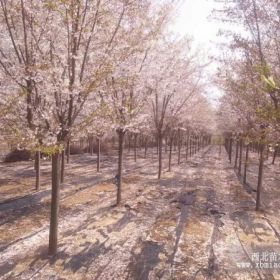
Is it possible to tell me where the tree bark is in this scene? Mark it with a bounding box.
[168,137,173,172]
[229,138,233,163]
[178,131,181,165]
[256,143,264,211]
[272,145,278,164]
[238,139,243,175]
[49,152,61,255]
[97,138,100,172]
[35,151,41,191]
[134,134,137,162]
[234,140,239,169]
[243,144,249,184]
[158,133,163,179]
[66,140,70,163]
[117,130,124,206]
[61,150,65,183]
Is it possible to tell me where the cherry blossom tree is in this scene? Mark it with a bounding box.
[0,0,172,254]
[146,37,205,179]
[215,0,280,211]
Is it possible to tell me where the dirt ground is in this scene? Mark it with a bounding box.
[0,146,280,280]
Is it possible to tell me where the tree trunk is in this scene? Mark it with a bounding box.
[225,138,228,153]
[256,143,264,211]
[272,145,278,164]
[229,138,233,163]
[49,152,61,255]
[243,144,249,184]
[178,136,181,165]
[66,140,70,163]
[234,140,239,169]
[61,150,65,183]
[168,137,173,172]
[117,130,124,206]
[97,138,100,172]
[238,139,243,175]
[35,151,41,191]
[158,133,163,179]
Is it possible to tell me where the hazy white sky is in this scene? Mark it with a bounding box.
[171,0,223,106]
[172,0,220,49]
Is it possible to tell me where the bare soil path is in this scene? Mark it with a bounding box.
[0,146,280,280]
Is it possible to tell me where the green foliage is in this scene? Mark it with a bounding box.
[43,1,58,11]
[261,75,279,93]
[254,63,271,78]
[40,144,64,156]
[256,105,280,122]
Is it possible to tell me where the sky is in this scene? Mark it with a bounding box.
[171,0,224,106]
[172,0,221,49]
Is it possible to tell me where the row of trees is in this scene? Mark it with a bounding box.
[0,0,214,255]
[216,0,280,210]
